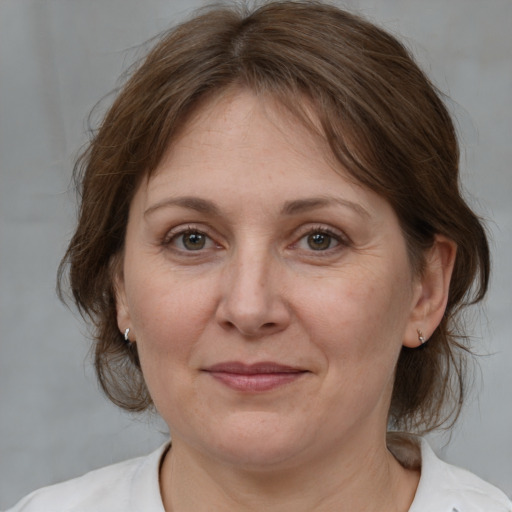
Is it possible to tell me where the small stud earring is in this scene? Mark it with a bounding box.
[417,329,426,344]
[124,328,130,342]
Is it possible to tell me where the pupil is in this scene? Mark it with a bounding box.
[184,232,205,250]
[308,233,330,250]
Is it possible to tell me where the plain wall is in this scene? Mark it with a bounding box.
[1,0,511,508]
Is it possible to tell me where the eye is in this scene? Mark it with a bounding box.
[295,227,345,252]
[166,228,216,252]
[305,232,337,251]
[181,231,207,250]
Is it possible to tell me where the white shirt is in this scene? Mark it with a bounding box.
[6,439,512,511]
[409,440,511,511]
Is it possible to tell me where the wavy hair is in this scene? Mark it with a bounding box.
[58,1,489,431]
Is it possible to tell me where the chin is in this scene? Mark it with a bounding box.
[195,412,313,470]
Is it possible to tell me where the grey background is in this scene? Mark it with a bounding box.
[1,0,511,508]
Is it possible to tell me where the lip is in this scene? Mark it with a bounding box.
[202,361,308,392]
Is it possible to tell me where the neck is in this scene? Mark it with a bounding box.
[160,433,419,512]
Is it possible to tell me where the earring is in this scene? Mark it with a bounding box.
[124,328,130,342]
[417,329,426,345]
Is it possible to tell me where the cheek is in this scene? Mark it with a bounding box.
[297,261,414,379]
[307,269,410,339]
[124,270,220,421]
[298,267,413,420]
[124,261,219,371]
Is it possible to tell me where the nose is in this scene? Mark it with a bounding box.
[215,247,291,338]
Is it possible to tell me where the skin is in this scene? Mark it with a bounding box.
[116,90,456,511]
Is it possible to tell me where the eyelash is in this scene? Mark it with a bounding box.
[162,224,350,256]
[291,225,350,255]
[163,226,218,253]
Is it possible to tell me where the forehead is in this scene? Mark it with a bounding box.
[144,89,355,195]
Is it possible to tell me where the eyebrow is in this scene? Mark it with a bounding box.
[281,197,370,218]
[144,196,222,217]
[144,195,369,219]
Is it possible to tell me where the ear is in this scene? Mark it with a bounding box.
[403,235,457,348]
[113,264,132,341]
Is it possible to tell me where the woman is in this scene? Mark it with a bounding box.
[8,1,511,511]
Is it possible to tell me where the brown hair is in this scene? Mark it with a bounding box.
[58,1,490,431]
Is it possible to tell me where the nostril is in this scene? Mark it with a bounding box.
[219,319,280,337]
[221,320,236,330]
[215,294,291,336]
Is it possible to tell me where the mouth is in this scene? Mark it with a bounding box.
[202,362,308,392]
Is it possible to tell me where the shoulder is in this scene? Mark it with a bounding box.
[410,438,512,512]
[5,443,169,512]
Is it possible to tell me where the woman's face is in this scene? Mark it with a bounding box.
[116,90,424,469]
